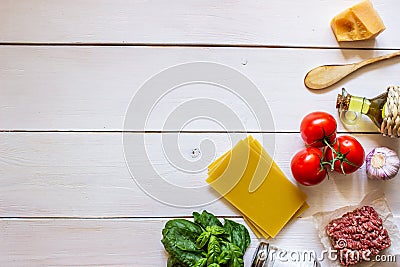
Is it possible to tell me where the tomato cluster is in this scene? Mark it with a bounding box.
[291,112,365,186]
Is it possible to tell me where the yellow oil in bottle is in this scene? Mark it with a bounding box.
[336,88,387,129]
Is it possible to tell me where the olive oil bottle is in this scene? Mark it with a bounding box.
[336,88,387,129]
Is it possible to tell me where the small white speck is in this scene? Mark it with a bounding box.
[241,58,248,65]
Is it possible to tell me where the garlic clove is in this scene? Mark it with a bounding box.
[366,147,400,180]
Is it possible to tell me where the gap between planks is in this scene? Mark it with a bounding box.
[0,43,399,51]
[0,216,244,220]
[0,130,384,135]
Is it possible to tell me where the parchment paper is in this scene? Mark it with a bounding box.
[313,191,400,267]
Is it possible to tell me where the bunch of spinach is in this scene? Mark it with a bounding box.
[161,210,251,267]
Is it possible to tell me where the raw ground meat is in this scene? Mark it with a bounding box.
[326,206,391,266]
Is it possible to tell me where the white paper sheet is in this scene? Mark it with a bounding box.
[313,191,400,267]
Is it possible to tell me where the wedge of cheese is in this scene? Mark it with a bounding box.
[331,0,385,42]
[206,136,308,238]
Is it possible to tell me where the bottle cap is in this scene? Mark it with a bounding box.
[336,88,351,110]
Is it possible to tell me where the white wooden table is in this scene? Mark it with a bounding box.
[1,1,400,266]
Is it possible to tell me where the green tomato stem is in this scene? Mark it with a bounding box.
[322,137,358,174]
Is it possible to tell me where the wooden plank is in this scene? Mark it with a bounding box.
[1,46,400,132]
[1,132,400,217]
[1,217,398,266]
[0,0,398,49]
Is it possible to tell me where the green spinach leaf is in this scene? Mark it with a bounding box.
[217,246,231,265]
[221,242,244,267]
[206,235,221,265]
[162,219,203,266]
[193,210,223,229]
[196,231,211,249]
[164,219,203,236]
[223,219,251,254]
[167,256,187,267]
[193,258,207,267]
[206,225,225,236]
[161,211,251,267]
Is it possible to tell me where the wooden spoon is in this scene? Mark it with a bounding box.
[304,51,400,90]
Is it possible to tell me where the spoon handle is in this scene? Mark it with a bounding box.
[355,51,400,68]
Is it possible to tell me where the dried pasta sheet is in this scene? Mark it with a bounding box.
[313,191,400,267]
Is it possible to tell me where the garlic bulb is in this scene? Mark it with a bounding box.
[366,147,400,180]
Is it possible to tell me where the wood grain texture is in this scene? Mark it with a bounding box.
[0,218,314,266]
[2,46,400,132]
[0,0,398,49]
[2,1,400,265]
[1,132,399,217]
[1,217,398,266]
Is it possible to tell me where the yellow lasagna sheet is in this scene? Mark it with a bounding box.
[206,136,307,238]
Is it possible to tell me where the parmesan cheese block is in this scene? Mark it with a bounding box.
[331,0,385,42]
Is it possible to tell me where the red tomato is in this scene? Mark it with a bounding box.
[300,112,337,147]
[324,135,365,174]
[291,147,327,186]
